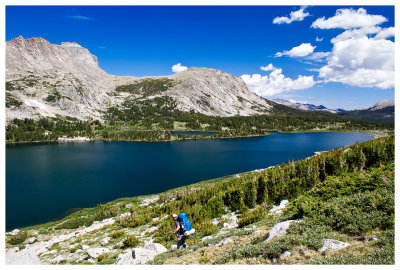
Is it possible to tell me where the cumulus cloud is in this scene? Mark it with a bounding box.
[276,43,316,57]
[273,7,310,24]
[318,37,394,89]
[374,27,395,39]
[315,36,324,42]
[260,64,275,71]
[241,67,316,97]
[172,63,188,73]
[310,8,394,89]
[311,8,387,29]
[305,51,330,62]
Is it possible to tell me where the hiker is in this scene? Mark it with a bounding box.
[172,214,187,249]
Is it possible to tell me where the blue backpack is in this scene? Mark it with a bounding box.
[178,212,192,231]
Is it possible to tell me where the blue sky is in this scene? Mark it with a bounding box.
[6,5,394,110]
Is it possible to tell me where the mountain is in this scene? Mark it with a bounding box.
[272,99,343,114]
[338,100,394,124]
[6,36,272,121]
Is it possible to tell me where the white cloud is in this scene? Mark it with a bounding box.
[305,51,330,62]
[67,15,92,20]
[172,63,188,73]
[260,64,275,71]
[311,8,387,29]
[318,37,394,89]
[273,7,310,24]
[315,36,324,42]
[374,27,395,39]
[276,43,316,57]
[330,26,381,43]
[241,67,316,97]
[310,8,394,89]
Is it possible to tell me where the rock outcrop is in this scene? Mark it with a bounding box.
[318,239,350,252]
[116,242,167,265]
[265,220,297,241]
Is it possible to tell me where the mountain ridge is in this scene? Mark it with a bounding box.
[6,36,272,121]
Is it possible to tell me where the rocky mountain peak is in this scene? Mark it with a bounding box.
[370,100,394,111]
[6,36,274,120]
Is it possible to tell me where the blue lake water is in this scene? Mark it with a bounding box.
[6,132,373,230]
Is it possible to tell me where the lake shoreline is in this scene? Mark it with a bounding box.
[5,129,387,145]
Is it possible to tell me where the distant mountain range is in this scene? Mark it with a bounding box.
[338,100,394,124]
[272,99,344,114]
[272,99,394,124]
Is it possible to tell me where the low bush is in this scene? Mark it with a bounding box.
[7,231,28,245]
[238,207,266,228]
[109,230,126,239]
[123,235,139,248]
[55,216,94,230]
[94,204,120,221]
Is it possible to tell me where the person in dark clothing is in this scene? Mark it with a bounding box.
[172,214,187,249]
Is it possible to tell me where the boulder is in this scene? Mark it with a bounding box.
[217,237,233,246]
[221,212,238,229]
[318,239,350,252]
[141,226,158,237]
[100,237,111,246]
[50,255,66,264]
[201,236,213,241]
[265,220,295,241]
[279,251,292,258]
[268,200,289,215]
[82,245,90,251]
[87,248,111,258]
[26,237,37,244]
[115,242,167,265]
[8,229,20,236]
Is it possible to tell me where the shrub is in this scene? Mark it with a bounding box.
[109,230,126,239]
[203,196,225,219]
[55,216,94,230]
[196,219,217,236]
[7,231,28,245]
[123,235,139,248]
[94,204,120,221]
[238,207,266,228]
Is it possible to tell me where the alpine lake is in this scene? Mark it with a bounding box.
[6,132,374,230]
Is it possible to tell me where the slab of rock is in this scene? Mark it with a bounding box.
[8,229,20,236]
[100,237,111,246]
[268,200,289,216]
[217,237,233,246]
[221,212,238,229]
[265,220,296,241]
[50,255,66,264]
[201,236,213,241]
[6,248,42,265]
[318,239,350,252]
[26,237,37,244]
[87,247,111,258]
[115,242,167,265]
[279,251,292,258]
[141,226,158,237]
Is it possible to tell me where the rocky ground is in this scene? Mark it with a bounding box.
[5,197,354,265]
